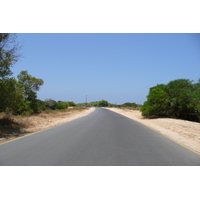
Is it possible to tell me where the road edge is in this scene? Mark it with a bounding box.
[105,108,200,155]
[0,107,95,146]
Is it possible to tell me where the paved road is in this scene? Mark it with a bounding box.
[0,108,200,166]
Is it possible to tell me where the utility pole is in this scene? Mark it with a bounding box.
[86,94,88,107]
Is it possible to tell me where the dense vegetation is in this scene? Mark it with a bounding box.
[0,34,45,115]
[0,33,79,116]
[79,100,141,108]
[0,70,44,115]
[141,79,200,122]
[122,102,138,108]
[38,99,77,111]
[86,100,109,107]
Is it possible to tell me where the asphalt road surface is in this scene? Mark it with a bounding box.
[0,108,200,166]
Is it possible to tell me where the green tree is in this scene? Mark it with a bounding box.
[141,85,169,117]
[17,71,44,113]
[0,78,24,114]
[98,100,109,107]
[17,71,44,100]
[0,33,21,78]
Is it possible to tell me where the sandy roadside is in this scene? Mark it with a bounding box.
[25,107,95,132]
[0,107,95,144]
[106,108,200,154]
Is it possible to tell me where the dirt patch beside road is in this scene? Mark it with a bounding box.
[106,108,200,154]
[0,107,95,144]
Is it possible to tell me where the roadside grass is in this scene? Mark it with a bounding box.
[114,106,142,111]
[15,115,23,118]
[43,106,87,114]
[40,115,47,118]
[0,113,29,140]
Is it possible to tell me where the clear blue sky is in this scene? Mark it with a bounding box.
[12,33,200,104]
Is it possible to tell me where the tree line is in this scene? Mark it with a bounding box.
[79,100,140,108]
[141,79,200,122]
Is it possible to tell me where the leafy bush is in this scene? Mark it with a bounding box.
[122,102,138,107]
[54,102,69,110]
[98,100,109,107]
[141,79,200,122]
[17,101,33,116]
[67,101,76,106]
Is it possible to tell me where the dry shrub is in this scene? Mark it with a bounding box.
[0,113,29,139]
[0,113,14,126]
